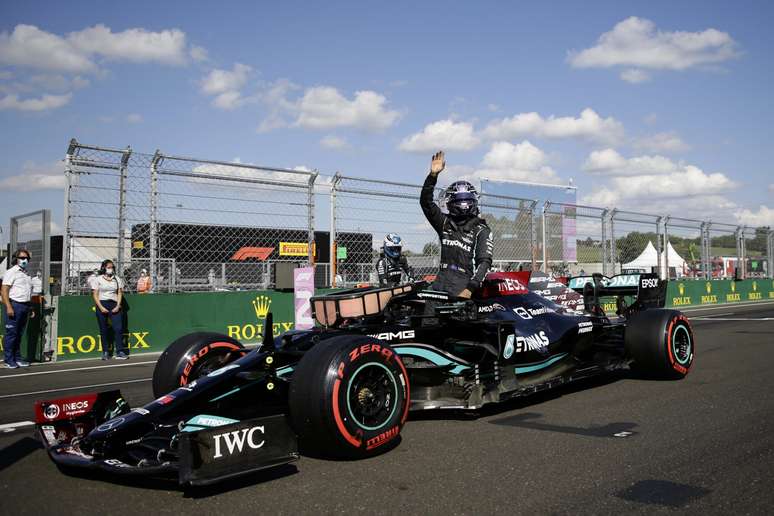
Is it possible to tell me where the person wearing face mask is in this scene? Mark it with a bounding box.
[136,268,151,294]
[92,259,127,360]
[1,249,34,368]
[420,151,493,300]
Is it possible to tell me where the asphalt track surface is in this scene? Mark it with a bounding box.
[1,302,773,515]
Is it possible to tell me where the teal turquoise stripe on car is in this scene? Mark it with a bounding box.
[514,353,569,375]
[181,414,239,432]
[395,346,470,374]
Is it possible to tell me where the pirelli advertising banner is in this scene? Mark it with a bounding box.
[54,290,297,361]
[667,279,774,308]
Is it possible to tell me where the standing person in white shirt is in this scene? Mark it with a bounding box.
[31,271,43,295]
[1,249,34,368]
[92,259,128,360]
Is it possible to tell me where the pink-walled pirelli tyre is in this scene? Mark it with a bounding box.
[625,309,694,379]
[288,335,411,459]
[152,332,244,398]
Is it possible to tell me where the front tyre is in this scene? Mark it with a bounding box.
[625,309,695,379]
[152,332,244,398]
[289,335,410,458]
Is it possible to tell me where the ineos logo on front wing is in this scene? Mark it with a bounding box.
[212,426,265,458]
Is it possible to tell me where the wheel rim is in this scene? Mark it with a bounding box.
[672,324,692,365]
[187,351,232,380]
[346,362,398,431]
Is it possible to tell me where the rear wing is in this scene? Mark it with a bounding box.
[568,273,666,315]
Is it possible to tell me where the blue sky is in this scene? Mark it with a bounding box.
[1,0,773,243]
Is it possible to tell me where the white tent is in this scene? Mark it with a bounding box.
[622,241,659,271]
[663,241,686,274]
[622,240,688,277]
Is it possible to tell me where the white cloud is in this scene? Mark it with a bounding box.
[769,184,774,193]
[568,17,739,81]
[294,87,400,131]
[0,92,71,111]
[473,141,561,184]
[320,135,349,150]
[0,24,198,73]
[0,160,65,191]
[200,63,252,110]
[620,69,650,83]
[583,149,682,176]
[644,113,658,125]
[632,131,690,153]
[189,45,208,62]
[126,113,142,123]
[735,206,774,227]
[581,150,736,208]
[483,108,624,145]
[398,119,480,153]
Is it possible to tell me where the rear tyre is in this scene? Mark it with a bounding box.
[625,309,694,379]
[152,332,244,398]
[288,335,410,459]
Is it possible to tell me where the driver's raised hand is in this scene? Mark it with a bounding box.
[430,151,445,176]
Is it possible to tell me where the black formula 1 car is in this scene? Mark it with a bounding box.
[35,271,695,486]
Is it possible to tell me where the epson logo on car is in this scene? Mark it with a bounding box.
[213,426,265,459]
[369,330,415,341]
[641,278,659,289]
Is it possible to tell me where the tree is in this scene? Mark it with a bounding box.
[422,242,440,256]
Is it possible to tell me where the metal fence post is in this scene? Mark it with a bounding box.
[609,209,617,275]
[663,216,670,279]
[600,208,608,276]
[117,146,131,275]
[42,209,51,296]
[736,226,746,280]
[530,200,537,271]
[307,171,319,267]
[768,229,774,279]
[149,150,161,292]
[654,216,662,279]
[330,173,341,286]
[62,139,76,294]
[541,201,549,272]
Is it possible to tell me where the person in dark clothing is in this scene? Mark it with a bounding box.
[421,150,493,299]
[376,233,414,287]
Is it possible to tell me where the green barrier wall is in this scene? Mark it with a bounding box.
[54,290,297,361]
[666,279,774,308]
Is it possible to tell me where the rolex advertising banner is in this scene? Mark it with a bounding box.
[53,290,296,361]
[666,279,774,307]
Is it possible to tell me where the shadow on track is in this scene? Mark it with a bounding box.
[0,436,43,473]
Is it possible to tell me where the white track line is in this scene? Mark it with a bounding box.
[692,317,774,321]
[682,301,774,312]
[0,378,152,400]
[0,361,156,380]
[0,421,34,431]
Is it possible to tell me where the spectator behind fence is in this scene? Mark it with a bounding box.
[136,268,151,294]
[1,249,34,368]
[92,259,128,360]
[31,271,43,295]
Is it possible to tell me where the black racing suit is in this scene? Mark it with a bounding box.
[376,254,413,287]
[420,173,493,297]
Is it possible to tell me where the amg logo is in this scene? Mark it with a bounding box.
[369,330,415,341]
[442,239,472,252]
[515,331,550,353]
[213,426,265,459]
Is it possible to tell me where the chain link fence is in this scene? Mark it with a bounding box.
[543,202,608,277]
[62,140,317,293]
[9,210,50,295]
[331,175,442,286]
[58,139,774,291]
[610,210,662,276]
